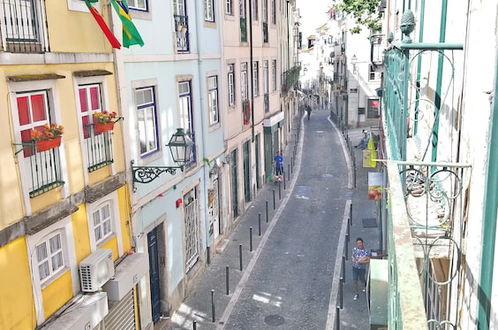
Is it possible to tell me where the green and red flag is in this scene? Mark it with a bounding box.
[110,0,144,48]
[84,0,121,49]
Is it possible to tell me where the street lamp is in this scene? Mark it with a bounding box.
[131,128,193,188]
[351,54,358,74]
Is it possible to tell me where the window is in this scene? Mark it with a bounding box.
[225,0,233,15]
[136,87,159,156]
[369,65,381,81]
[271,0,276,24]
[78,84,103,139]
[272,59,277,91]
[35,232,65,283]
[241,62,248,101]
[127,0,148,11]
[207,76,219,125]
[253,61,259,97]
[184,185,201,271]
[239,0,246,17]
[228,64,236,107]
[174,0,189,52]
[92,202,113,245]
[367,99,380,118]
[264,60,269,94]
[178,81,196,165]
[263,0,268,22]
[252,0,258,20]
[204,0,215,22]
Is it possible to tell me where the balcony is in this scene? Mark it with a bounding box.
[174,14,190,53]
[263,22,268,43]
[264,93,269,113]
[0,0,49,53]
[281,66,301,94]
[85,125,114,172]
[240,17,247,43]
[17,143,64,198]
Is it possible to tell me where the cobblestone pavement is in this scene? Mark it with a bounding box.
[166,109,378,330]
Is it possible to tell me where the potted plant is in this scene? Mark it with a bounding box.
[93,111,118,134]
[31,123,64,152]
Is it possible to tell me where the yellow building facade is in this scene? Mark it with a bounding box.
[0,1,142,329]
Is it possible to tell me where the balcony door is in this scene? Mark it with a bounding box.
[178,81,195,165]
[173,0,189,52]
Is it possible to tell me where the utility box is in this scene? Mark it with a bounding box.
[369,259,388,329]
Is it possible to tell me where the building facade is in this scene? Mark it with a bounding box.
[0,1,139,329]
[113,0,225,327]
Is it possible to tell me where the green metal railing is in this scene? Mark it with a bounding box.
[85,124,114,172]
[240,17,247,42]
[281,66,301,93]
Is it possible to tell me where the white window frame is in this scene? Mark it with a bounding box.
[9,80,68,216]
[225,0,233,15]
[135,86,159,157]
[86,192,124,255]
[228,64,236,107]
[263,60,269,94]
[253,61,259,97]
[127,0,148,11]
[272,59,277,91]
[204,0,215,22]
[241,62,248,101]
[92,201,114,246]
[252,0,258,21]
[207,75,219,125]
[35,231,66,284]
[26,217,78,325]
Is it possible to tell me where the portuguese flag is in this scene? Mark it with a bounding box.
[110,0,144,48]
[84,0,121,49]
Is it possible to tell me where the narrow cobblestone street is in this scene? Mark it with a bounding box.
[166,108,365,329]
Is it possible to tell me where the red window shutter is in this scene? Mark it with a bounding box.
[17,96,30,126]
[31,93,47,122]
[90,87,100,110]
[79,88,88,113]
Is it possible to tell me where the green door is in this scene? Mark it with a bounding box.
[243,141,251,202]
[231,149,239,218]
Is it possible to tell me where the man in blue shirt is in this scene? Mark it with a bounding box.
[274,152,284,176]
[352,237,370,300]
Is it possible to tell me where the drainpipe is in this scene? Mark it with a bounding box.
[413,0,425,135]
[430,0,448,162]
[249,0,255,143]
[193,1,211,248]
[477,49,498,330]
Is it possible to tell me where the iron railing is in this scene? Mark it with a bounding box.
[174,14,190,53]
[264,93,269,113]
[281,66,301,93]
[263,22,268,43]
[240,17,247,42]
[85,125,114,172]
[15,142,64,198]
[0,0,49,53]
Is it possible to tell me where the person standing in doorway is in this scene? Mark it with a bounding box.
[352,237,370,300]
[305,105,312,120]
[274,152,284,176]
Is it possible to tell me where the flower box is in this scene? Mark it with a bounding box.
[94,121,115,134]
[36,136,62,152]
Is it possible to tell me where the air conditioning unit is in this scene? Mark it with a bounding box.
[80,249,114,292]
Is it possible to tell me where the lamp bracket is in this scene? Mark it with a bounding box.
[131,160,183,191]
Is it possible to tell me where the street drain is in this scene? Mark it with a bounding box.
[264,314,285,326]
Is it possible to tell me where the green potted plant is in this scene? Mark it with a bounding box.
[31,123,64,152]
[93,111,118,134]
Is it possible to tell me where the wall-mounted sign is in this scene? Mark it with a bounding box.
[349,88,358,93]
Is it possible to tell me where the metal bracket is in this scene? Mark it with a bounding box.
[131,160,183,191]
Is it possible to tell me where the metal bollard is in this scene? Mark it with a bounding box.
[273,190,276,210]
[258,213,262,236]
[339,278,344,309]
[345,238,349,259]
[341,256,346,282]
[291,157,294,173]
[226,266,230,295]
[249,227,253,252]
[211,289,215,322]
[288,164,291,178]
[283,172,287,190]
[350,203,353,225]
[207,246,211,265]
[336,306,340,330]
[193,320,197,330]
[266,201,269,223]
[278,182,281,200]
[239,244,243,271]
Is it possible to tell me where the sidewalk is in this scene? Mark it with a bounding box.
[165,114,305,330]
[337,127,381,330]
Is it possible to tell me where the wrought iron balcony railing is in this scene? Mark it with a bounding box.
[174,14,190,53]
[281,66,301,93]
[263,22,268,43]
[240,17,247,42]
[264,93,269,113]
[85,125,114,172]
[0,0,49,53]
[15,142,64,198]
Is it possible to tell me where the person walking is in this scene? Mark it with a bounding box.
[305,105,312,120]
[274,152,284,176]
[351,237,370,300]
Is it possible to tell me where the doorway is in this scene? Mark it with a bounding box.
[243,141,251,202]
[147,228,161,323]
